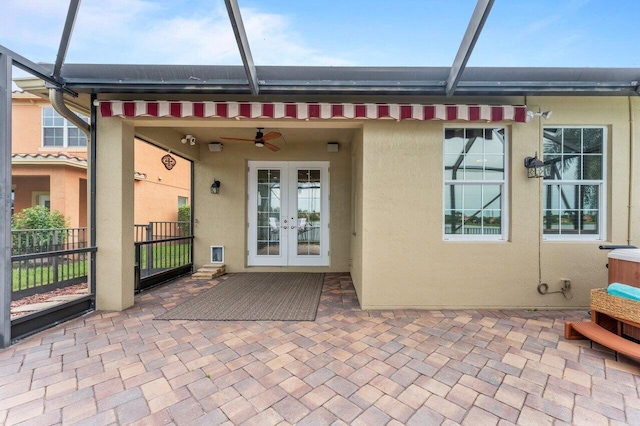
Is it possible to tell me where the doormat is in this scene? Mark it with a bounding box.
[156,272,324,321]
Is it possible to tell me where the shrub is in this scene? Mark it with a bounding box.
[12,206,69,253]
[178,204,191,235]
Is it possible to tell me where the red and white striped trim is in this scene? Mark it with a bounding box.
[98,101,527,122]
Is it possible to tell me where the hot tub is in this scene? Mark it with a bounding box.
[608,249,640,288]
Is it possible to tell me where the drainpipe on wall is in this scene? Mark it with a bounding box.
[629,96,636,246]
[49,87,90,137]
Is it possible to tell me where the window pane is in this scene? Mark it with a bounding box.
[463,185,482,210]
[444,210,463,235]
[67,128,87,147]
[484,155,504,180]
[560,154,580,180]
[581,185,599,210]
[463,155,485,180]
[558,185,577,210]
[484,129,504,153]
[465,128,484,154]
[444,154,462,180]
[483,185,502,209]
[483,211,501,235]
[444,185,462,210]
[563,128,581,153]
[583,128,603,153]
[582,155,602,180]
[444,129,464,153]
[543,154,561,179]
[581,210,599,234]
[543,128,562,154]
[43,128,63,146]
[543,184,560,210]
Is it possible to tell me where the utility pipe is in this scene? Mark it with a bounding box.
[49,88,90,137]
[629,96,636,246]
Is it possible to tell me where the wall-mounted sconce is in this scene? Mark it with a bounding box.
[181,134,196,145]
[210,179,221,194]
[526,110,553,122]
[327,142,340,152]
[524,153,547,178]
[208,142,223,152]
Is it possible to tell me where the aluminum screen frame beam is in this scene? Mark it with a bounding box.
[53,0,81,81]
[445,0,495,97]
[0,45,77,97]
[0,52,11,348]
[224,0,260,95]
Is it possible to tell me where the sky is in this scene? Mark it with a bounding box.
[1,0,639,74]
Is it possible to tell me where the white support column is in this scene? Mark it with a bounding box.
[0,53,11,347]
[95,117,135,311]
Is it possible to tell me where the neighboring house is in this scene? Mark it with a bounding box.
[10,92,191,229]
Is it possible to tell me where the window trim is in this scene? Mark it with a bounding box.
[41,107,88,150]
[542,126,607,241]
[442,126,509,242]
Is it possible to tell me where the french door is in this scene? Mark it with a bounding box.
[248,161,329,266]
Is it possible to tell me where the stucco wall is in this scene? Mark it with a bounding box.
[133,140,191,225]
[193,138,351,273]
[12,165,87,228]
[350,129,364,302]
[12,95,87,157]
[358,97,637,309]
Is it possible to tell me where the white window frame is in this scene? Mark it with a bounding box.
[42,107,88,149]
[442,126,509,242]
[542,126,607,242]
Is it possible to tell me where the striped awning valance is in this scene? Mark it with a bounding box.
[98,101,527,123]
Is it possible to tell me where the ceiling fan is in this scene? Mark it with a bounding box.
[220,128,282,151]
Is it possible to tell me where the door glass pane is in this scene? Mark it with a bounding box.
[297,169,321,256]
[256,169,280,256]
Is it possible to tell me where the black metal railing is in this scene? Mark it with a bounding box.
[134,235,193,292]
[11,246,96,301]
[134,221,191,243]
[11,228,90,301]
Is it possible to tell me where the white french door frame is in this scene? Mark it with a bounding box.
[248,161,330,266]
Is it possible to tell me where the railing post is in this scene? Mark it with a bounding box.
[134,243,141,293]
[146,223,153,272]
[52,229,59,284]
[1,51,12,348]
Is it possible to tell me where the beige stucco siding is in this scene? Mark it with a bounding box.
[193,136,352,273]
[350,129,364,303]
[358,97,637,309]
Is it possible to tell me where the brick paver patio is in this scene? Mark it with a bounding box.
[1,273,639,425]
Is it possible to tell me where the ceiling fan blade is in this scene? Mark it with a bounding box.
[220,136,256,141]
[264,142,280,152]
[261,132,282,141]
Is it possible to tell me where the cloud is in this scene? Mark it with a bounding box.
[34,0,354,66]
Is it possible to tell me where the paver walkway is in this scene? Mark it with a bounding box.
[1,273,639,425]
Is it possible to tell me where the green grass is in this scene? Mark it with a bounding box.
[12,242,192,293]
[12,259,88,291]
[139,243,191,270]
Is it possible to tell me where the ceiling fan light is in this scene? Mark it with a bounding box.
[255,141,265,148]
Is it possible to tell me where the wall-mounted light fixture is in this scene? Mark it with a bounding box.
[210,179,221,194]
[327,142,340,152]
[524,153,547,178]
[181,134,196,145]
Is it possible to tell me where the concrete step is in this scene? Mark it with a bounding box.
[191,263,225,280]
